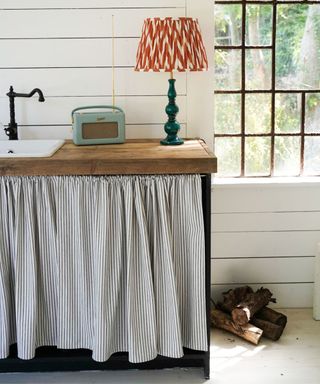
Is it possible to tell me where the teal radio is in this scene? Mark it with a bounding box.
[71,105,125,145]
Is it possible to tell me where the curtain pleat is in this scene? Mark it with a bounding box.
[0,175,207,363]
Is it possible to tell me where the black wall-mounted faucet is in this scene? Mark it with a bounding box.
[5,86,45,140]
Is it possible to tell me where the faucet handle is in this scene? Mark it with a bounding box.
[4,124,18,140]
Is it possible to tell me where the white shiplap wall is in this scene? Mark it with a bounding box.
[211,180,320,308]
[0,0,214,146]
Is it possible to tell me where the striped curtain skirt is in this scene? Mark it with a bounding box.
[0,175,207,363]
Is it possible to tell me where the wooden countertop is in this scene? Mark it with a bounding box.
[0,139,217,176]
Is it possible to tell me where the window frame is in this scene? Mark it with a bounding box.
[214,0,320,177]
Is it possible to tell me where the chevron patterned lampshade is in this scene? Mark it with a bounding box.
[135,17,208,145]
[135,17,208,72]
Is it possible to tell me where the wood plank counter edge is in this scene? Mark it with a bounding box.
[0,139,217,176]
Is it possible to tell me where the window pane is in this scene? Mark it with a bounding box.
[274,136,300,176]
[304,137,320,175]
[305,93,320,133]
[215,49,241,90]
[245,94,271,134]
[215,137,241,177]
[276,4,320,89]
[214,94,241,134]
[246,49,272,89]
[275,93,301,133]
[245,137,271,176]
[245,5,273,46]
[215,5,242,46]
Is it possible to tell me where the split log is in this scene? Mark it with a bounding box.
[255,307,287,328]
[250,318,285,341]
[218,286,253,313]
[231,287,276,326]
[211,309,263,345]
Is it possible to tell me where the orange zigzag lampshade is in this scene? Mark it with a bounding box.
[135,17,208,72]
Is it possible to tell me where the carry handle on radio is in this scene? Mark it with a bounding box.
[71,105,124,122]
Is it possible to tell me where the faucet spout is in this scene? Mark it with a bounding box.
[6,86,45,102]
[26,88,45,102]
[4,86,45,140]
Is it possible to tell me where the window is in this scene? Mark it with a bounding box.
[214,0,320,177]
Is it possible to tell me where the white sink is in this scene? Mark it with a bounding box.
[0,139,65,158]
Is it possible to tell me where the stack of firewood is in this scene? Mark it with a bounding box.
[211,286,287,345]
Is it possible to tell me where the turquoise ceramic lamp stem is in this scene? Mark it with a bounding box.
[161,71,184,146]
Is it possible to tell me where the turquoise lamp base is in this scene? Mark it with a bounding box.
[161,78,184,146]
[160,135,184,146]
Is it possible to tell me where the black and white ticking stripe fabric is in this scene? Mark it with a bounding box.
[0,175,207,363]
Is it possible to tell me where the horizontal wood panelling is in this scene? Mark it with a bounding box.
[0,0,185,10]
[211,257,314,285]
[213,231,320,258]
[0,9,184,39]
[212,211,320,233]
[0,0,202,149]
[0,96,187,126]
[0,69,186,97]
[17,124,187,141]
[211,182,320,307]
[212,183,320,213]
[0,39,137,68]
[211,283,314,308]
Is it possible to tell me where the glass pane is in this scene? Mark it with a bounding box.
[274,136,301,176]
[305,93,320,133]
[215,137,241,177]
[246,49,272,89]
[215,49,241,90]
[214,94,241,134]
[215,5,242,46]
[276,4,320,90]
[245,137,271,176]
[245,5,273,46]
[275,93,301,133]
[304,137,320,175]
[245,94,271,134]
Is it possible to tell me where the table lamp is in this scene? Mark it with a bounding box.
[135,17,208,145]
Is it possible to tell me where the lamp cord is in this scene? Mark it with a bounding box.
[112,15,115,109]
